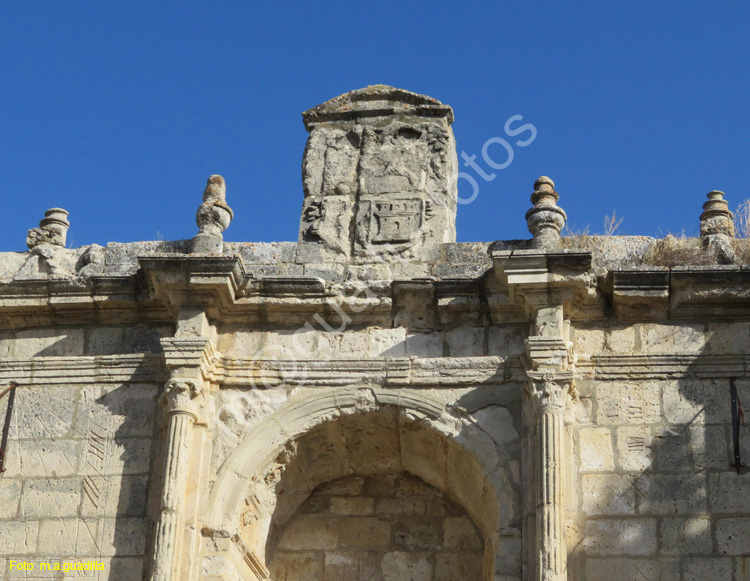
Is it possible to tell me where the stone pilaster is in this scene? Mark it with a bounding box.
[150,307,215,581]
[151,377,206,581]
[525,374,571,581]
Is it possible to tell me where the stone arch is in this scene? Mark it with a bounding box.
[203,387,521,580]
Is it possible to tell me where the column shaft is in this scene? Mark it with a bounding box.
[536,408,565,581]
[151,412,195,581]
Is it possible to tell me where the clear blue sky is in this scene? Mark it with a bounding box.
[1,2,748,251]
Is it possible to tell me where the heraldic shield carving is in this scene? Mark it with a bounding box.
[297,85,458,263]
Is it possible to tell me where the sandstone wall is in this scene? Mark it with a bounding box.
[572,322,750,580]
[268,473,484,581]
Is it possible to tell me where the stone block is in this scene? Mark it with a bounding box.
[708,472,750,513]
[20,478,81,518]
[329,497,374,516]
[583,518,657,556]
[0,521,38,555]
[339,517,391,549]
[487,325,526,356]
[663,379,731,425]
[638,474,707,515]
[13,328,85,358]
[651,426,691,471]
[471,405,519,447]
[395,475,439,496]
[362,475,397,496]
[575,329,606,355]
[615,426,653,471]
[324,551,379,580]
[13,386,79,439]
[581,474,636,515]
[434,552,483,580]
[640,323,706,353]
[277,516,339,550]
[104,438,152,475]
[393,518,441,549]
[683,558,734,581]
[578,427,615,471]
[443,516,482,549]
[86,325,168,355]
[445,327,486,357]
[318,477,364,496]
[269,551,322,581]
[100,517,148,556]
[707,322,750,354]
[104,475,149,517]
[93,384,157,438]
[606,327,637,353]
[375,497,427,516]
[381,551,432,581]
[404,332,444,357]
[584,558,679,581]
[716,518,750,555]
[595,382,660,425]
[16,440,80,477]
[100,557,145,581]
[660,518,712,555]
[689,425,728,469]
[368,327,406,357]
[36,518,99,556]
[0,478,21,518]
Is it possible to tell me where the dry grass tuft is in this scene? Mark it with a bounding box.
[641,233,714,267]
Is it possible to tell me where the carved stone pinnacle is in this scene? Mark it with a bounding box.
[700,190,736,264]
[192,175,233,253]
[525,177,567,251]
[26,208,70,249]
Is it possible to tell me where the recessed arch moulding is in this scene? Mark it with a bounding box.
[201,387,523,580]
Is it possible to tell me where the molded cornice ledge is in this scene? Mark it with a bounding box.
[491,249,601,321]
[138,254,245,318]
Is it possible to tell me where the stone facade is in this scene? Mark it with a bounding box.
[0,86,748,580]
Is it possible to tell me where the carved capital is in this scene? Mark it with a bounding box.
[525,374,572,415]
[160,378,205,421]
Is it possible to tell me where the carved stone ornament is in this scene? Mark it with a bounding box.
[26,208,70,249]
[298,86,458,262]
[700,190,736,264]
[159,377,204,419]
[525,177,567,251]
[192,175,233,253]
[525,376,570,415]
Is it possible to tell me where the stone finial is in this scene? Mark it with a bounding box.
[192,175,233,254]
[26,208,70,249]
[700,190,735,264]
[525,177,567,250]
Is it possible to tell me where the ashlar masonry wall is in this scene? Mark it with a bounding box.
[0,325,171,580]
[571,322,750,581]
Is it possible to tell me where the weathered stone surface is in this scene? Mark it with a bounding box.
[2,86,750,581]
[579,427,615,471]
[583,519,657,556]
[660,518,712,555]
[381,551,432,581]
[299,86,457,263]
[715,518,750,555]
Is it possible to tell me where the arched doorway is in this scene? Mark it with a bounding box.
[203,388,521,580]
